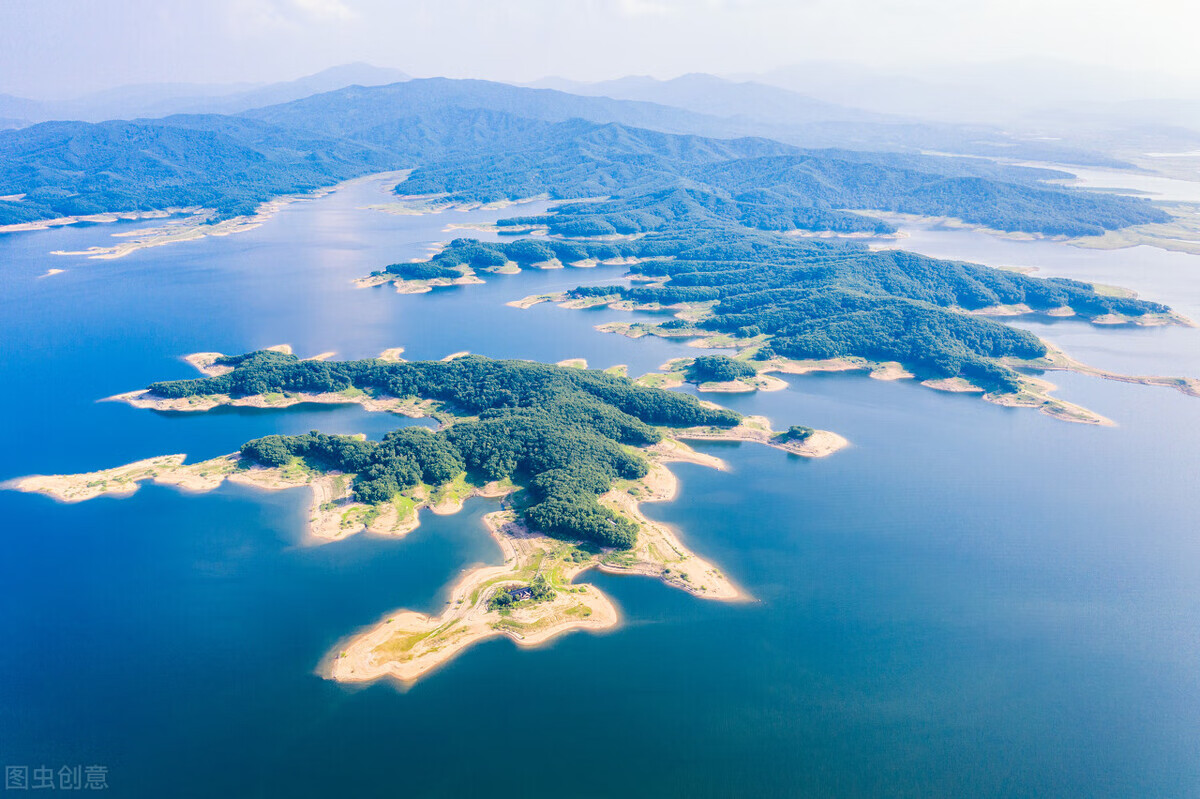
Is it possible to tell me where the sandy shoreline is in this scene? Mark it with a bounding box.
[9,434,754,683]
[9,454,305,505]
[366,192,548,218]
[45,190,336,261]
[141,335,1186,432]
[529,289,1166,425]
[7,171,411,261]
[328,441,743,685]
[969,301,1191,328]
[328,511,621,683]
[108,381,439,417]
[368,252,645,296]
[0,207,203,235]
[675,415,850,458]
[1011,344,1200,402]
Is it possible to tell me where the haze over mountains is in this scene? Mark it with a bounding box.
[532,73,889,127]
[537,60,1200,156]
[9,58,1196,162]
[739,58,1200,150]
[527,71,1132,166]
[0,75,1166,239]
[0,63,410,128]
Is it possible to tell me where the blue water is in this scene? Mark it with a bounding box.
[1,175,1198,798]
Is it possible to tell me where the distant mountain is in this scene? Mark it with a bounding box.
[4,64,1131,168]
[529,72,1130,167]
[55,79,264,121]
[169,63,412,117]
[530,73,889,126]
[241,77,752,141]
[746,58,1200,128]
[746,61,993,122]
[0,77,1166,235]
[0,93,42,128]
[1,63,412,124]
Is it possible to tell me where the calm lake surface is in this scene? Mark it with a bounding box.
[1,175,1198,798]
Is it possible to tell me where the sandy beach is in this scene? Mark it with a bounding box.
[16,171,411,262]
[328,441,744,685]
[675,415,850,458]
[1013,344,1200,400]
[45,191,337,261]
[328,510,622,683]
[0,207,202,235]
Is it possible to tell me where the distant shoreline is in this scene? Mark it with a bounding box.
[1,171,411,261]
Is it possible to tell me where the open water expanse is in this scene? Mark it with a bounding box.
[1,174,1198,798]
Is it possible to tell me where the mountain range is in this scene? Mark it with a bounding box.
[0,63,410,128]
[0,76,1166,236]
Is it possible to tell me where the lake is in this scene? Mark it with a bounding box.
[1,174,1197,798]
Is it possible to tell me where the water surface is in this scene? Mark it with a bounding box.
[1,175,1197,798]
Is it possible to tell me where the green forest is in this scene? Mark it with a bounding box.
[149,350,739,548]
[404,230,1167,393]
[686,355,758,383]
[0,79,1168,237]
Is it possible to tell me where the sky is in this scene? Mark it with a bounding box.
[1,0,1199,98]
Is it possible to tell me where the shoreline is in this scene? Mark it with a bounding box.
[328,510,622,684]
[570,302,1123,424]
[1011,344,1200,401]
[367,252,645,296]
[6,446,517,546]
[509,273,1193,425]
[328,441,744,685]
[136,338,1162,432]
[863,203,1200,261]
[47,191,333,261]
[11,346,861,682]
[968,302,1192,328]
[0,207,204,235]
[675,415,850,458]
[10,437,752,685]
[366,192,549,218]
[10,171,411,261]
[761,355,1119,425]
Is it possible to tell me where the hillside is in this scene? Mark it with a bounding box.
[0,78,1169,233]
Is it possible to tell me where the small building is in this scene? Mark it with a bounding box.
[507,586,534,601]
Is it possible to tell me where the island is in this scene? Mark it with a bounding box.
[368,228,1196,424]
[10,349,848,682]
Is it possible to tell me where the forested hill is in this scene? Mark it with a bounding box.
[395,231,1168,394]
[401,126,1159,236]
[0,77,1169,234]
[0,116,398,223]
[146,350,740,549]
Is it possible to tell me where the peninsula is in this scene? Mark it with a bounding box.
[368,228,1195,424]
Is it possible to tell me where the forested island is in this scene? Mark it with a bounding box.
[145,349,745,548]
[12,348,852,681]
[367,223,1184,418]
